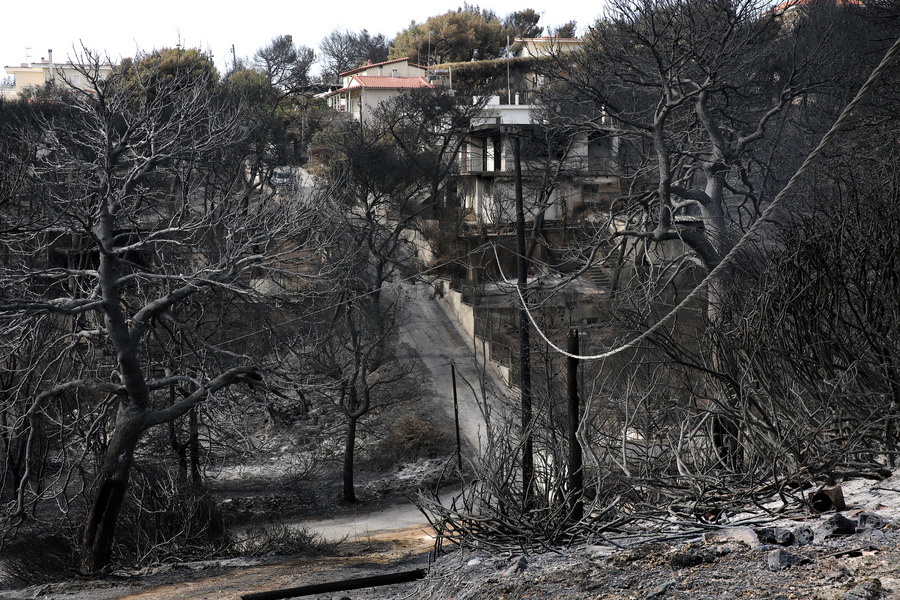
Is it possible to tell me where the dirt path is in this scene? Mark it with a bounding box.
[293,490,456,544]
[109,530,433,600]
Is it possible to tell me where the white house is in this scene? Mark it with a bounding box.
[2,49,114,99]
[508,36,584,58]
[458,96,620,226]
[323,57,432,123]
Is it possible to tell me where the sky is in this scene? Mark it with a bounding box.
[2,0,606,77]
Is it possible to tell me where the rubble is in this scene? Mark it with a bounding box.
[414,471,900,599]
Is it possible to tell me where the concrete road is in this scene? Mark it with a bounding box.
[397,281,510,454]
[297,490,458,543]
[296,281,510,543]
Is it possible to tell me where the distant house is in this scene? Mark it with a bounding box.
[502,36,586,104]
[2,49,114,99]
[458,96,620,226]
[458,35,615,226]
[769,0,864,26]
[508,36,584,59]
[323,57,432,123]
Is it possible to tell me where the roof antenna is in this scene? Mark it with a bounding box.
[507,35,511,105]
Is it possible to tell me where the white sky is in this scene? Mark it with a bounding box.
[2,1,606,77]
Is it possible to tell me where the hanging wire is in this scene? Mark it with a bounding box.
[496,33,900,361]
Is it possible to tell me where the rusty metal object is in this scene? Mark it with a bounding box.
[809,484,846,513]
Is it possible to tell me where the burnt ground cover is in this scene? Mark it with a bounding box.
[2,472,898,600]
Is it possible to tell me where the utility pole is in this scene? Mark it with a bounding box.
[567,329,583,521]
[451,363,462,470]
[514,134,533,504]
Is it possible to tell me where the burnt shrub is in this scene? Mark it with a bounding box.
[372,411,455,467]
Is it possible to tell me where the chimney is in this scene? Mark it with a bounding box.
[48,49,56,85]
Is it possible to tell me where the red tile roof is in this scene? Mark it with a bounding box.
[350,76,432,89]
[324,75,433,97]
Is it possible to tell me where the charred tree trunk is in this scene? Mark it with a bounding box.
[343,414,358,503]
[514,136,534,505]
[168,377,189,484]
[80,411,143,573]
[189,407,201,486]
[81,201,150,573]
[168,406,201,487]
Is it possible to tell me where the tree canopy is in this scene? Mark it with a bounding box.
[319,29,390,82]
[116,47,219,94]
[503,9,544,39]
[389,4,507,64]
[254,34,315,95]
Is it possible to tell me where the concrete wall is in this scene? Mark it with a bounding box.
[434,278,511,385]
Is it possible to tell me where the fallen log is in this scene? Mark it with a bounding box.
[240,568,427,600]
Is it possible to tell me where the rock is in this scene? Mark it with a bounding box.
[824,570,848,582]
[703,526,761,550]
[767,548,807,570]
[856,512,889,529]
[585,544,616,559]
[795,526,815,545]
[670,547,716,569]
[844,579,882,600]
[756,526,795,546]
[815,578,882,600]
[645,579,677,598]
[504,555,528,575]
[813,514,859,542]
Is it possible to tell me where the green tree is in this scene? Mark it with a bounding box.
[552,20,578,37]
[390,4,505,64]
[254,34,315,97]
[226,35,317,183]
[116,46,219,95]
[504,8,544,39]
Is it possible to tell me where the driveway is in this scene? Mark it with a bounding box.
[298,281,510,543]
[397,280,509,453]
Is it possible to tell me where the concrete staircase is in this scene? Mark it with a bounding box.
[583,264,612,290]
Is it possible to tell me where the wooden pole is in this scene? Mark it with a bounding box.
[451,362,462,470]
[241,569,427,600]
[567,328,583,521]
[514,134,534,503]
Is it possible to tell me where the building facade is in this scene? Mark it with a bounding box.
[323,57,432,123]
[3,49,114,99]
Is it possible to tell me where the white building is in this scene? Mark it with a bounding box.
[2,49,114,99]
[323,57,432,123]
[458,96,620,226]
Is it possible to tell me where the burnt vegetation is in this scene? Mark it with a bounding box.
[0,0,899,587]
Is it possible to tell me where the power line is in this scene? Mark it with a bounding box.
[497,33,900,362]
